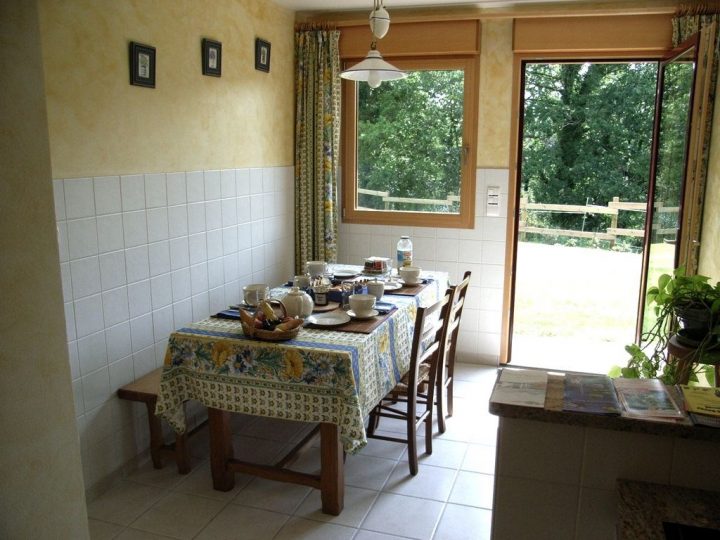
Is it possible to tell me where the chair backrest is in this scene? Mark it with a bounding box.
[406,293,451,391]
[442,271,471,366]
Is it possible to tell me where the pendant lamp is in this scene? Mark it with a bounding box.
[340,0,406,88]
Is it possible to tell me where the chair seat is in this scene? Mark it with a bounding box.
[395,362,431,393]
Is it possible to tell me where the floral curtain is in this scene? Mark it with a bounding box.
[672,7,720,271]
[294,27,341,274]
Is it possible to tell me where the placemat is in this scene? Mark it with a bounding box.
[312,301,340,313]
[385,281,430,296]
[305,307,397,334]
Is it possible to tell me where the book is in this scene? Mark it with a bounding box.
[612,378,686,420]
[563,374,621,415]
[490,368,547,408]
[689,412,720,428]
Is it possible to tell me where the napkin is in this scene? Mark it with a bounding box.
[375,302,397,314]
[213,309,241,320]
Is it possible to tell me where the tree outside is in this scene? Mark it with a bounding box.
[514,61,660,373]
[357,69,464,213]
[521,62,658,252]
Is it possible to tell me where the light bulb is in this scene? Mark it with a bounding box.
[367,71,382,89]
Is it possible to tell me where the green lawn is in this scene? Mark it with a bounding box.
[513,241,675,342]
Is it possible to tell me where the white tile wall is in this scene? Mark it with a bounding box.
[338,168,508,365]
[493,416,720,539]
[54,166,295,491]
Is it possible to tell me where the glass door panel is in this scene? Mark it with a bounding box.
[639,42,698,336]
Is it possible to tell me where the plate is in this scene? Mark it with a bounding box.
[348,309,379,320]
[306,312,351,327]
[383,281,403,291]
[333,272,360,280]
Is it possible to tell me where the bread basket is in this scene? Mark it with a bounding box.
[240,299,303,341]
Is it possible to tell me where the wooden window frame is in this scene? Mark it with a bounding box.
[341,55,478,229]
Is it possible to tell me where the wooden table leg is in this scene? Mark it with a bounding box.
[146,400,164,469]
[319,422,344,515]
[208,407,234,491]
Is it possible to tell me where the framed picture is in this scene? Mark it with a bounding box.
[255,38,271,73]
[202,38,222,77]
[129,42,156,88]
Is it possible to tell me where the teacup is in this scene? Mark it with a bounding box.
[243,284,269,307]
[366,281,385,301]
[399,266,422,285]
[306,260,327,277]
[349,294,376,317]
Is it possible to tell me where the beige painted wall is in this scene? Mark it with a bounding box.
[477,19,513,168]
[0,1,89,537]
[699,75,720,282]
[39,0,295,179]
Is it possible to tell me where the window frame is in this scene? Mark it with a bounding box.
[341,55,478,229]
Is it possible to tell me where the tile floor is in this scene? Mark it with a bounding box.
[87,364,499,540]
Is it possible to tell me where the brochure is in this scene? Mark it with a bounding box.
[679,385,720,416]
[563,374,621,415]
[612,378,685,419]
[490,368,547,408]
[679,385,720,428]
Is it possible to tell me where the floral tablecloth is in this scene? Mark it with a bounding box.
[155,271,446,454]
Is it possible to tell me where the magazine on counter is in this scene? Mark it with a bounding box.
[613,378,686,420]
[490,368,548,408]
[679,385,720,428]
[563,374,621,415]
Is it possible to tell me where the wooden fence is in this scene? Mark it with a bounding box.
[358,188,459,210]
[356,189,678,244]
[519,196,679,243]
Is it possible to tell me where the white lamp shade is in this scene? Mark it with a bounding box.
[340,50,406,84]
[369,6,390,39]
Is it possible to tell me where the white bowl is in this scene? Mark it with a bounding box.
[399,266,422,285]
[349,293,376,317]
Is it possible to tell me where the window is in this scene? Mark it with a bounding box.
[342,56,478,228]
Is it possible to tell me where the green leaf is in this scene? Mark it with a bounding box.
[621,367,640,378]
[608,365,623,378]
[658,273,671,291]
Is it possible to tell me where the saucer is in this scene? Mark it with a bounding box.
[383,281,403,291]
[333,271,360,280]
[348,309,379,320]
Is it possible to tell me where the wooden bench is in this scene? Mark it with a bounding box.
[117,368,202,474]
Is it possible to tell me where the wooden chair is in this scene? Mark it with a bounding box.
[436,271,471,434]
[366,293,450,475]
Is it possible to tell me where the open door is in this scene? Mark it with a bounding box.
[637,37,699,338]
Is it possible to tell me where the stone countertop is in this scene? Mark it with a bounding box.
[488,368,720,443]
[617,480,720,539]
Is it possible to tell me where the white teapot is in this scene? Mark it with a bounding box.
[281,287,314,318]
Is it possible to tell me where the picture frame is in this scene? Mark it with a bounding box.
[255,38,271,73]
[129,42,156,88]
[202,38,222,77]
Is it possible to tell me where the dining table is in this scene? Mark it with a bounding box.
[154,265,447,515]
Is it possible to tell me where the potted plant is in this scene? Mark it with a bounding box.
[610,267,720,385]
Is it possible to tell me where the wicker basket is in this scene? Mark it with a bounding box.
[240,300,302,341]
